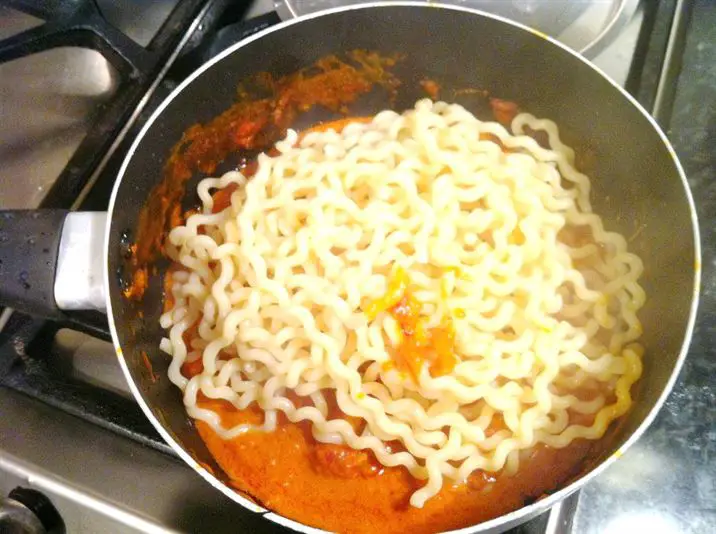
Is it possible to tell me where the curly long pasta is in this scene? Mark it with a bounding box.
[160,99,645,508]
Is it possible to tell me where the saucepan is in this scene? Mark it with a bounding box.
[0,4,700,533]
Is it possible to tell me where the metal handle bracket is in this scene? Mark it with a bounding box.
[54,212,108,312]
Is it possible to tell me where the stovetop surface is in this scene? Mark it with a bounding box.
[1,1,714,533]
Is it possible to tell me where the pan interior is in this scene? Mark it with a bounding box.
[107,4,697,528]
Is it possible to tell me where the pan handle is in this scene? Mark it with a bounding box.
[0,210,107,319]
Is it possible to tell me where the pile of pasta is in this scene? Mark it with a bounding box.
[160,99,645,507]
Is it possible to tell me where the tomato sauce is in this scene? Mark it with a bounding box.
[364,266,458,380]
[420,79,441,100]
[193,394,596,534]
[489,98,520,126]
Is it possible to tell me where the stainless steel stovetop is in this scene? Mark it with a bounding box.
[0,1,694,532]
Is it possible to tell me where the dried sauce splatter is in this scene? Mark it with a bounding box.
[140,351,158,383]
[420,79,440,100]
[489,97,520,126]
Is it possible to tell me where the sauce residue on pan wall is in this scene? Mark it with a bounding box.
[122,51,400,300]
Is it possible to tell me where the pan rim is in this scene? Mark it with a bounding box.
[104,2,701,533]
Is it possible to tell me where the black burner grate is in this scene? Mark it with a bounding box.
[0,0,213,209]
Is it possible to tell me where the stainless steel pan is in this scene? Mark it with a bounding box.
[0,4,700,532]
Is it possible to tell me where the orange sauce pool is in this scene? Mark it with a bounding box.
[167,116,610,533]
[195,395,596,534]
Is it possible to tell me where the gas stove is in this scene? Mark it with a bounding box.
[0,1,694,532]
